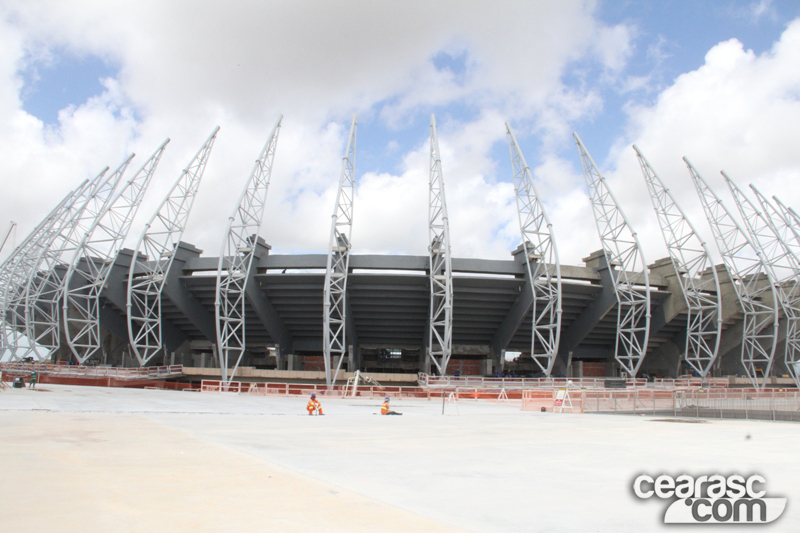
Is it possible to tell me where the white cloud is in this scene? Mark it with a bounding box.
[597,19,800,267]
[0,0,634,266]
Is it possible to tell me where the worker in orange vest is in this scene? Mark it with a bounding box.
[381,396,402,415]
[307,393,323,415]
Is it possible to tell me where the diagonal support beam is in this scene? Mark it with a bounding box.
[490,246,533,362]
[246,237,294,356]
[103,249,188,354]
[557,251,617,366]
[162,242,217,343]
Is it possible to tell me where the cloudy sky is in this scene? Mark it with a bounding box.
[1,0,799,269]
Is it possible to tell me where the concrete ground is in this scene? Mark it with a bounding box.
[1,384,798,532]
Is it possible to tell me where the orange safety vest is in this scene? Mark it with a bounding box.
[308,399,318,412]
[381,401,389,415]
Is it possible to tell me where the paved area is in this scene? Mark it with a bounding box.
[1,384,798,532]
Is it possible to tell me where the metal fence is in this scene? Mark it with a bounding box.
[200,380,527,401]
[0,362,184,380]
[578,389,800,422]
[418,373,649,389]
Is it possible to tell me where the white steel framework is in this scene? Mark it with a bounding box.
[323,115,356,385]
[63,141,169,363]
[24,164,122,360]
[427,115,454,376]
[724,175,800,388]
[215,116,282,383]
[574,133,651,377]
[635,146,722,377]
[0,190,79,357]
[771,194,800,255]
[0,221,16,254]
[505,122,562,375]
[3,181,93,358]
[128,127,219,366]
[686,159,778,389]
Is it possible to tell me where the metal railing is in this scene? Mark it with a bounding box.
[576,388,800,421]
[0,362,183,380]
[200,380,526,401]
[418,373,648,389]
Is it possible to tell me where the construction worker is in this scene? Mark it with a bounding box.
[28,370,37,389]
[381,396,402,415]
[307,393,323,415]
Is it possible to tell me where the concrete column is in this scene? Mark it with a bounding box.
[420,348,432,375]
[347,345,355,372]
[287,354,299,371]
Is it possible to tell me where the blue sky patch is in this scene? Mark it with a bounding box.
[20,51,117,125]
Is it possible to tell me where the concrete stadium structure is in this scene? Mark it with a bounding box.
[2,115,799,389]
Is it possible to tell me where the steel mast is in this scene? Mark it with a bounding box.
[0,221,16,254]
[574,133,651,378]
[323,115,356,386]
[24,164,124,361]
[771,194,800,251]
[724,175,800,388]
[215,116,282,383]
[63,141,169,363]
[4,180,93,358]
[128,127,219,366]
[685,159,777,388]
[505,123,562,375]
[635,146,722,377]
[427,115,454,376]
[0,190,80,357]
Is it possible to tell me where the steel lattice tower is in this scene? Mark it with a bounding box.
[505,122,562,375]
[63,141,169,363]
[215,116,282,384]
[427,115,454,376]
[0,189,81,358]
[574,133,651,377]
[24,165,121,360]
[128,127,219,366]
[323,115,356,385]
[686,158,778,389]
[724,175,800,388]
[635,146,722,378]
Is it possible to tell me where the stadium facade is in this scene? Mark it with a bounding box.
[1,115,798,390]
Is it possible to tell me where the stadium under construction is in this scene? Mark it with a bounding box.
[1,114,799,391]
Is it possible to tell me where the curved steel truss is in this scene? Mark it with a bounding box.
[215,116,282,383]
[427,115,454,375]
[505,122,562,375]
[64,141,169,363]
[24,164,123,360]
[725,176,800,389]
[574,133,651,377]
[128,127,219,366]
[770,194,800,257]
[1,187,82,357]
[635,146,722,377]
[686,159,777,389]
[323,115,357,385]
